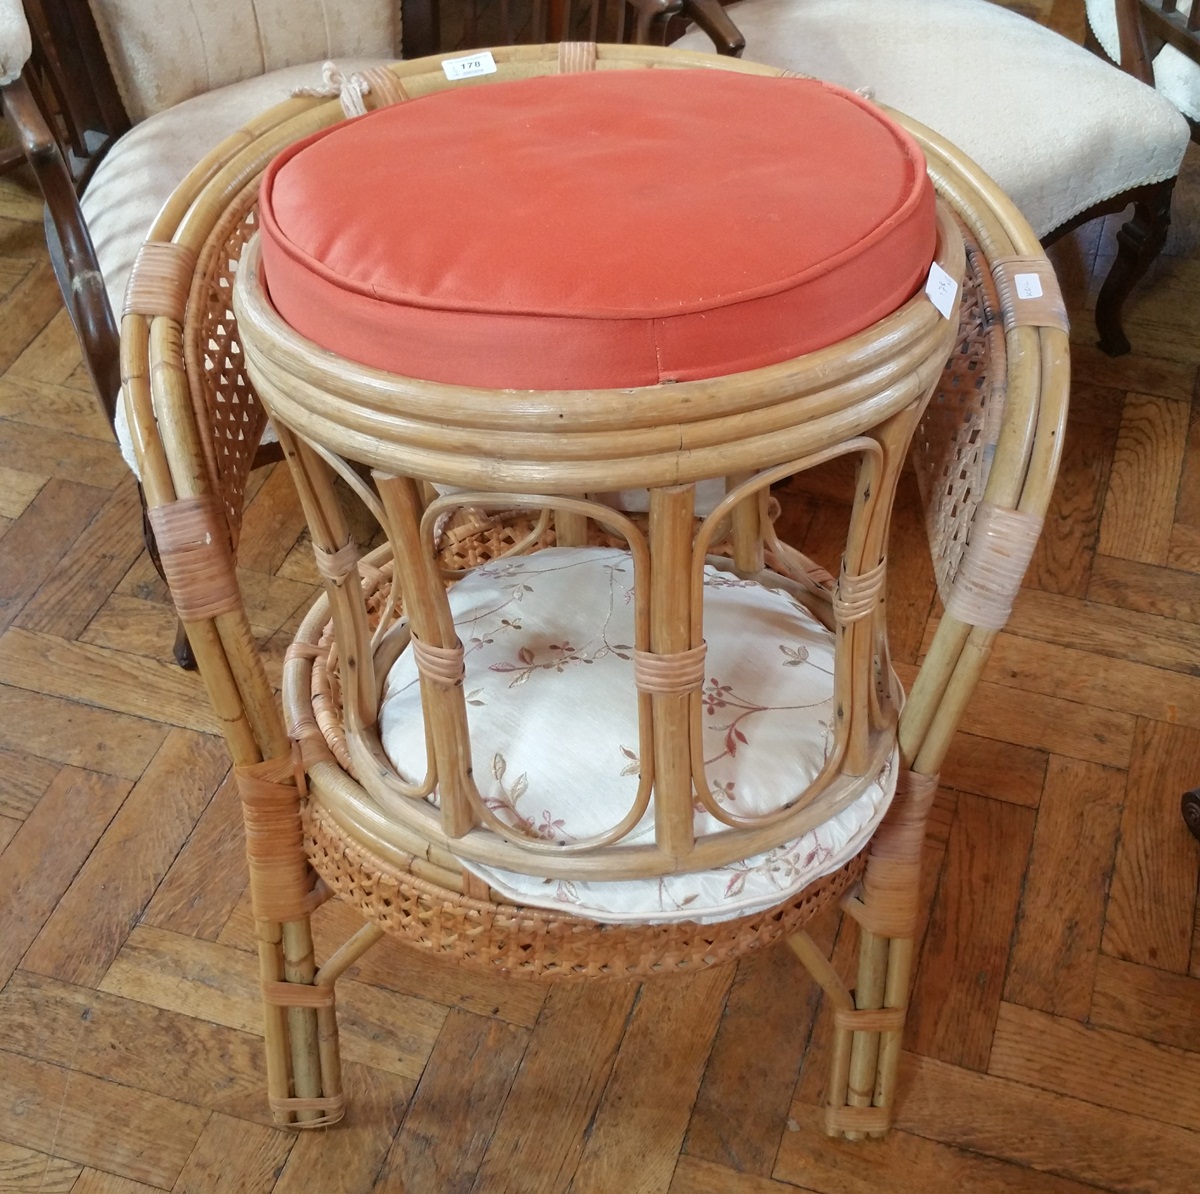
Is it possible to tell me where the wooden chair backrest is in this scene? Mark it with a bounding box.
[1117,0,1200,84]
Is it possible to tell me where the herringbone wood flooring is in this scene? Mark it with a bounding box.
[2,3,1200,1191]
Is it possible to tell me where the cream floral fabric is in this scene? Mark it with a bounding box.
[379,546,895,924]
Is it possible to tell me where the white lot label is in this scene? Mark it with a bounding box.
[1015,272,1044,300]
[442,51,497,80]
[925,261,958,319]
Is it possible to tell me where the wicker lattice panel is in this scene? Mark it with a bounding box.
[185,186,270,548]
[909,233,1007,605]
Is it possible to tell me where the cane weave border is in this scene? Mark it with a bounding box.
[303,798,868,980]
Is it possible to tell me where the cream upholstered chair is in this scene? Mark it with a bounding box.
[1088,0,1200,130]
[673,0,1191,357]
[122,44,1067,1136]
[0,0,740,665]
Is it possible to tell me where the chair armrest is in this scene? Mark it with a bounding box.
[1,74,121,423]
[681,0,745,57]
[0,0,31,85]
[1114,0,1155,85]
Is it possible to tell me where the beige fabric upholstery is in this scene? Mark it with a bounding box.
[1087,0,1200,120]
[675,0,1190,237]
[79,57,393,472]
[0,0,32,85]
[87,0,399,121]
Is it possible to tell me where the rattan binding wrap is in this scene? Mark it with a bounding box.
[303,799,868,979]
[910,231,1007,607]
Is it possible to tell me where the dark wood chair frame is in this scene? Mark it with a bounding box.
[0,0,744,667]
[1069,0,1200,357]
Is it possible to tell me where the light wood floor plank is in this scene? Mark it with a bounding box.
[774,1103,1107,1194]
[0,1140,81,1193]
[1098,392,1190,564]
[0,744,60,820]
[0,971,271,1123]
[894,1051,1200,1194]
[142,770,245,940]
[570,966,734,1194]
[1005,758,1124,1020]
[684,942,827,1177]
[909,795,1035,1071]
[0,684,167,780]
[377,1009,528,1194]
[0,628,219,734]
[0,463,45,519]
[0,478,109,635]
[1090,954,1200,1052]
[472,983,638,1194]
[989,1002,1200,1133]
[21,729,229,986]
[16,478,146,641]
[0,1049,207,1189]
[100,925,447,1081]
[171,1113,294,1194]
[0,767,129,988]
[1103,720,1200,974]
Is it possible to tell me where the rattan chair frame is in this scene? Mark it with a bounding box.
[121,42,1068,1139]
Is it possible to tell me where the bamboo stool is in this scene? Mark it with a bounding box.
[121,44,1069,1138]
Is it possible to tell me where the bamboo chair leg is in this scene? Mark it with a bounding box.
[814,768,938,1140]
[239,755,347,1128]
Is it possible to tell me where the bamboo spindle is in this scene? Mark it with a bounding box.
[648,484,698,861]
[377,474,479,838]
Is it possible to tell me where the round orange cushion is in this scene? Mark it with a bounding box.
[259,69,936,390]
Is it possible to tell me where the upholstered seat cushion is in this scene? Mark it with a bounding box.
[378,547,895,924]
[674,0,1191,238]
[1087,0,1200,121]
[258,69,936,389]
[80,58,393,472]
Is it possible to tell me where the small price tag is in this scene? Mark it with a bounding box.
[1014,272,1044,300]
[442,51,497,81]
[925,261,958,319]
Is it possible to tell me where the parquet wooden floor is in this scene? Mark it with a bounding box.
[2,4,1200,1191]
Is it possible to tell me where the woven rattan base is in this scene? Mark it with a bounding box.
[303,801,867,980]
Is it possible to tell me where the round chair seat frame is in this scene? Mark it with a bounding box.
[120,43,1069,1141]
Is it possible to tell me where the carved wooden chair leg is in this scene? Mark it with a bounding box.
[237,754,346,1128]
[1095,176,1175,356]
[1183,788,1200,843]
[139,488,198,669]
[789,768,938,1139]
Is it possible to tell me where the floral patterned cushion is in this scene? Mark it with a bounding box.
[379,546,896,924]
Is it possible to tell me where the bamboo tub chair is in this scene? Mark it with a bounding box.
[121,43,1068,1137]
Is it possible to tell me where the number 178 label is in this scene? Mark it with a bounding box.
[443,52,497,81]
